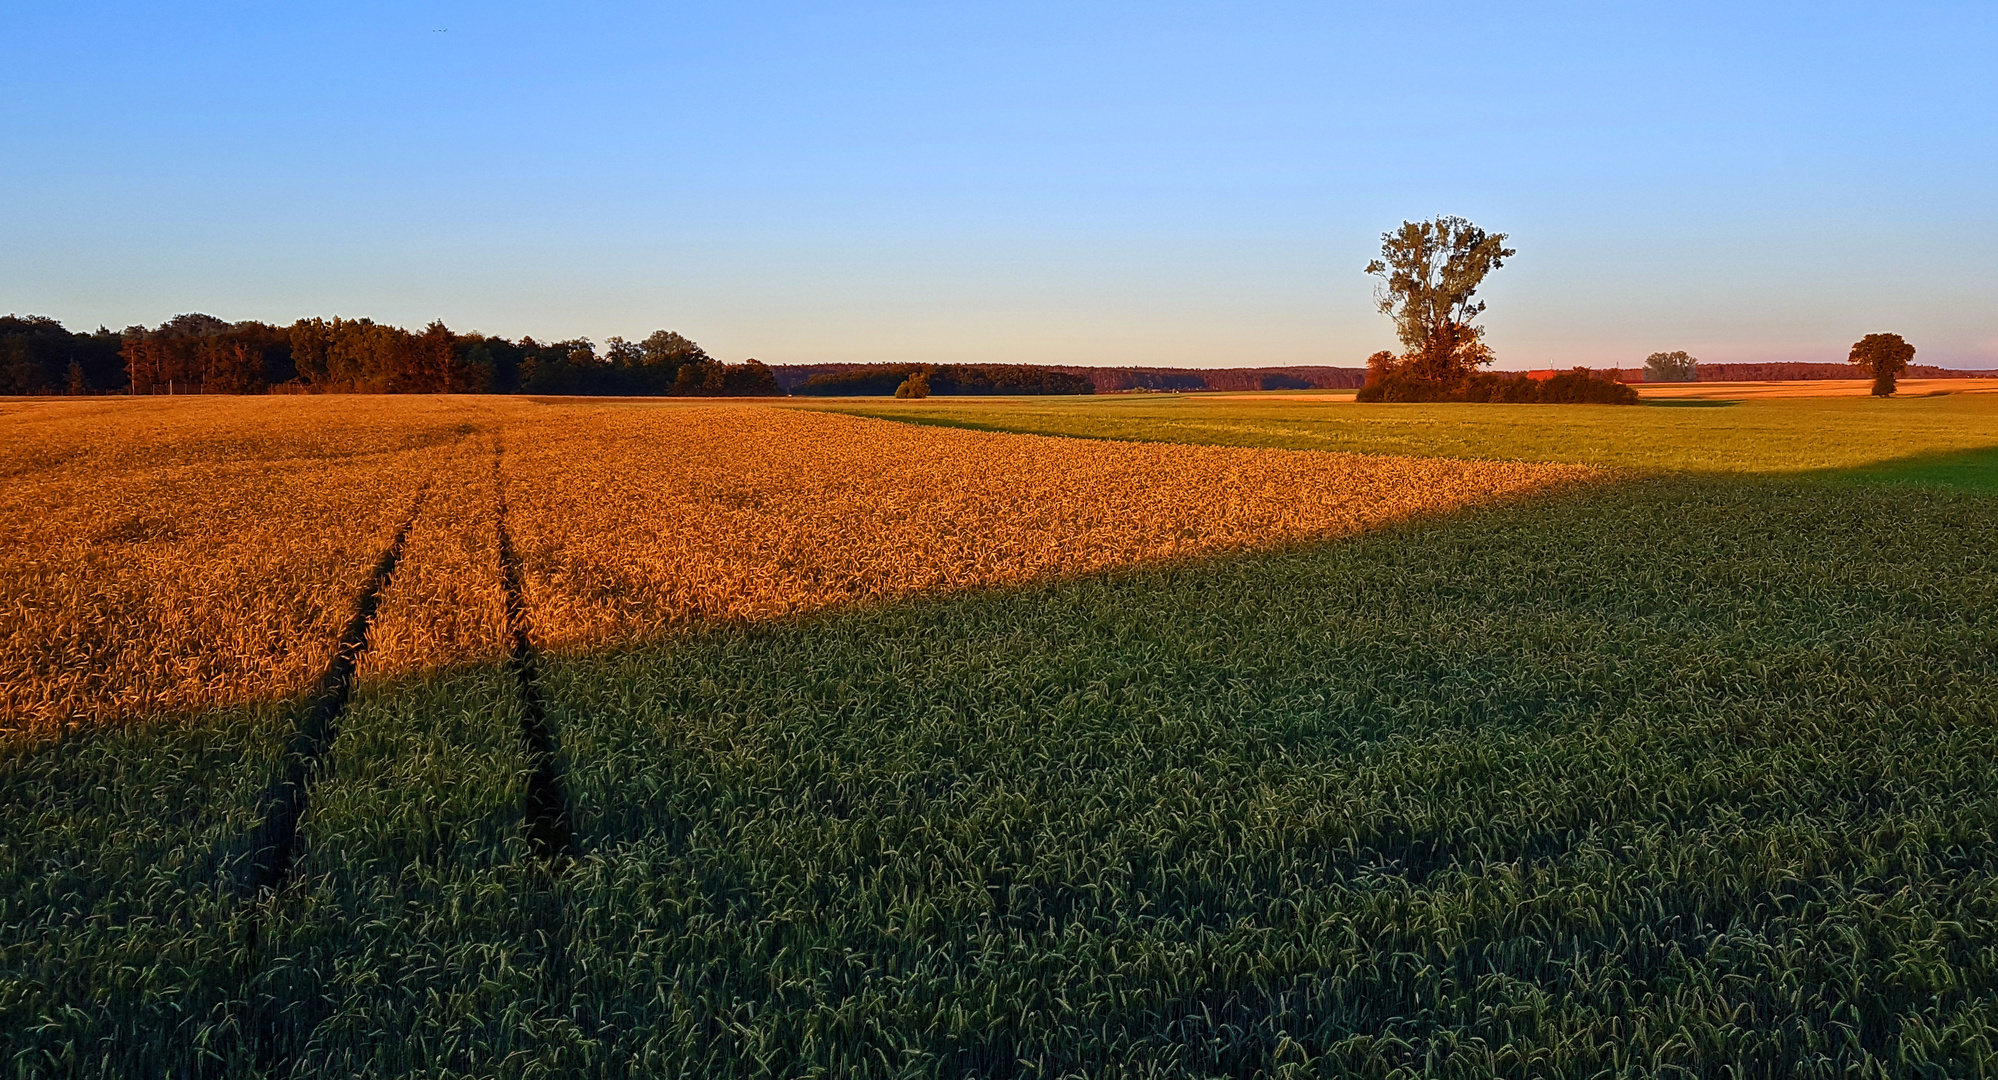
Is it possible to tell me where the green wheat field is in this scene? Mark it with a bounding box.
[5,390,1998,1079]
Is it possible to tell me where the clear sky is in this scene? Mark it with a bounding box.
[6,1,1995,369]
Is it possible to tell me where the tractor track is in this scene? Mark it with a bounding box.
[229,441,577,1072]
[495,443,576,868]
[229,482,429,1076]
[239,483,430,895]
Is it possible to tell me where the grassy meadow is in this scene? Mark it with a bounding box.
[3,392,1997,1077]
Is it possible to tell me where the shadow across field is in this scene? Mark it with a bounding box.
[532,471,1998,1076]
[1812,441,1998,491]
[8,469,1998,1076]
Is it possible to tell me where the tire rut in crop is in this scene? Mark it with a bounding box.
[495,445,576,868]
[239,484,430,896]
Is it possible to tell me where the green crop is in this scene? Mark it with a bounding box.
[8,470,1996,1076]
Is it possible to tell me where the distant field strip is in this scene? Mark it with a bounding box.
[823,390,1998,475]
[498,405,1597,651]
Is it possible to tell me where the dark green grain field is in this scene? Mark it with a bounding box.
[5,393,1998,1078]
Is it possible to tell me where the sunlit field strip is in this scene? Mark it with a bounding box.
[351,430,511,680]
[818,389,1998,476]
[499,404,1597,652]
[0,398,490,738]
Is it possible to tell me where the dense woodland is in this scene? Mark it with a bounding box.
[1069,365,1366,392]
[0,317,126,396]
[0,315,780,397]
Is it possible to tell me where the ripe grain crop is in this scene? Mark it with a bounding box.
[1,400,1583,739]
[498,404,1593,651]
[0,398,490,738]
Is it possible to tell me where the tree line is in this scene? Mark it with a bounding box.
[0,315,780,397]
[0,317,126,396]
[790,363,1094,397]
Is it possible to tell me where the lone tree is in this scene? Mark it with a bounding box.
[1643,350,1698,383]
[1850,333,1915,397]
[1365,216,1514,387]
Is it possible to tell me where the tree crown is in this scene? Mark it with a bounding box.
[1365,217,1514,354]
[1849,333,1914,376]
[1643,351,1698,382]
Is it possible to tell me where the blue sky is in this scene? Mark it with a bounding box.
[6,1,1995,369]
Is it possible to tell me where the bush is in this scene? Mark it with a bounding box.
[894,372,930,398]
[1356,371,1454,402]
[1457,372,1551,403]
[1358,368,1638,405]
[1537,367,1640,404]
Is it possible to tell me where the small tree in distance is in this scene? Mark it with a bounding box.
[1643,351,1698,383]
[894,371,930,398]
[1850,333,1915,397]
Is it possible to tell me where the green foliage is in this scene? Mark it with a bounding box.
[515,333,781,397]
[639,329,708,368]
[1643,350,1699,382]
[1,314,754,397]
[0,316,127,395]
[670,357,784,397]
[281,317,481,394]
[1851,333,1916,398]
[121,316,295,394]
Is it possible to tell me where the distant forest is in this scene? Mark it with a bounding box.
[0,314,781,397]
[3,314,1993,397]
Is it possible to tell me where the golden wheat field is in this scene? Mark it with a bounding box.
[0,398,486,736]
[498,402,1598,650]
[0,397,1596,736]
